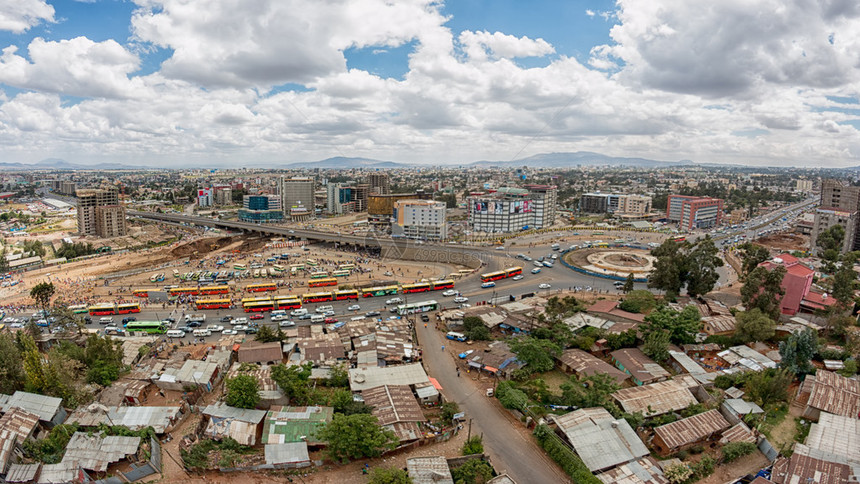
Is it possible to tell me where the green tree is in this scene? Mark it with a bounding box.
[622,273,635,293]
[331,389,372,415]
[271,362,313,404]
[831,256,858,307]
[317,414,397,462]
[440,402,460,424]
[779,328,818,376]
[254,325,283,343]
[685,237,723,297]
[618,290,656,313]
[745,368,793,407]
[368,467,412,484]
[560,373,621,412]
[450,459,494,484]
[839,359,858,377]
[642,330,670,362]
[643,305,701,345]
[225,374,261,409]
[664,463,693,483]
[734,309,776,343]
[648,240,687,298]
[737,243,770,279]
[0,332,24,394]
[462,435,484,455]
[463,316,491,341]
[508,337,561,375]
[817,225,846,273]
[722,442,757,462]
[741,265,786,320]
[328,363,349,387]
[30,281,55,314]
[20,333,47,393]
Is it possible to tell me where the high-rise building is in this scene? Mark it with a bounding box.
[367,173,390,195]
[468,186,554,233]
[197,187,213,207]
[239,194,283,223]
[392,200,447,240]
[77,187,127,237]
[368,193,419,230]
[326,183,354,215]
[795,179,814,193]
[350,184,370,212]
[524,185,557,228]
[213,186,232,205]
[580,193,652,216]
[666,195,723,230]
[279,176,315,220]
[811,179,860,254]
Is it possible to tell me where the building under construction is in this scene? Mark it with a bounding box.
[77,187,127,237]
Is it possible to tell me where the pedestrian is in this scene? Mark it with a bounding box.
[441,344,445,351]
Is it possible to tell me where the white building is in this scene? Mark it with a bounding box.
[197,187,213,207]
[279,176,315,220]
[392,200,447,240]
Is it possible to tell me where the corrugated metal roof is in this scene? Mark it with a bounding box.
[264,442,310,465]
[238,341,284,363]
[203,403,267,423]
[114,406,181,433]
[386,421,422,442]
[805,412,860,462]
[611,348,669,384]
[723,399,764,416]
[261,406,333,445]
[613,381,698,417]
[3,391,62,421]
[407,456,454,484]
[363,385,425,426]
[806,370,860,418]
[562,313,614,332]
[349,363,430,391]
[551,407,649,472]
[595,456,669,484]
[771,444,860,484]
[63,432,140,472]
[0,428,16,474]
[5,463,40,482]
[654,410,730,450]
[720,422,756,445]
[0,407,40,444]
[558,349,629,384]
[668,351,706,375]
[37,461,79,484]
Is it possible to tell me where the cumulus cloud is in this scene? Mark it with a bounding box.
[0,37,144,98]
[458,31,555,61]
[0,0,54,33]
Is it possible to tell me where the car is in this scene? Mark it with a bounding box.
[538,283,551,289]
[104,325,120,333]
[533,261,543,267]
[481,281,496,288]
[365,311,381,317]
[206,325,224,332]
[9,322,24,328]
[453,296,469,303]
[324,317,338,324]
[531,268,541,274]
[244,327,258,334]
[385,297,403,305]
[459,303,471,309]
[232,317,248,325]
[186,320,202,327]
[322,310,336,317]
[180,326,196,333]
[279,320,296,327]
[442,289,457,297]
[315,305,333,314]
[384,271,393,276]
[459,349,474,359]
[233,325,248,331]
[163,317,176,323]
[220,315,233,322]
[221,329,238,335]
[389,307,399,313]
[298,313,313,320]
[84,316,92,324]
[122,317,137,324]
[512,275,524,280]
[271,314,289,321]
[613,281,625,288]
[347,304,361,311]
[495,246,505,250]
[421,314,430,322]
[291,309,308,317]
[249,314,264,320]
[99,317,113,324]
[523,256,532,261]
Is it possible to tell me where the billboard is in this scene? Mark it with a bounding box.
[509,200,532,214]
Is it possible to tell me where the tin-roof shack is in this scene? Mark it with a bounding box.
[155,359,221,392]
[2,391,66,427]
[652,410,730,455]
[362,385,426,444]
[349,363,430,392]
[771,443,860,484]
[0,407,40,445]
[800,370,860,421]
[202,403,267,446]
[612,380,698,417]
[610,348,669,386]
[551,407,649,473]
[261,406,333,447]
[804,412,860,463]
[237,341,284,364]
[556,348,630,386]
[407,456,454,484]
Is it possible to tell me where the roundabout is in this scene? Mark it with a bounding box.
[563,247,656,280]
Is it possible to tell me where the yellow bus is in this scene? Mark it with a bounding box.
[309,277,338,288]
[360,285,399,298]
[68,304,89,314]
[332,270,350,278]
[246,282,277,292]
[241,296,272,304]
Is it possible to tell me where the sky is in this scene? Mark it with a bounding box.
[1,0,860,168]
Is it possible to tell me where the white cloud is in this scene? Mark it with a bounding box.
[458,31,555,61]
[0,37,144,98]
[585,10,595,17]
[0,0,54,33]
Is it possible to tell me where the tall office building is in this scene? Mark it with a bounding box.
[666,195,724,230]
[467,186,556,233]
[811,179,860,254]
[525,185,558,228]
[239,194,283,222]
[77,187,127,237]
[368,173,391,195]
[392,200,447,240]
[326,183,354,215]
[279,176,315,220]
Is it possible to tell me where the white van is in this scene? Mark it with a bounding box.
[291,308,308,317]
[310,314,325,323]
[193,329,212,337]
[166,329,186,338]
[99,317,113,324]
[350,316,366,322]
[271,310,287,318]
[315,305,333,314]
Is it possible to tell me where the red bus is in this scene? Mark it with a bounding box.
[430,280,455,291]
[168,287,200,297]
[401,282,431,294]
[274,297,302,310]
[196,299,231,310]
[199,285,230,295]
[244,300,275,312]
[309,278,338,288]
[504,267,523,278]
[481,266,522,283]
[670,235,686,242]
[302,292,334,304]
[246,283,277,292]
[334,289,359,300]
[117,303,141,314]
[88,303,116,316]
[132,289,149,298]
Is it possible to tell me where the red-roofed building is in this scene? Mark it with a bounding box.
[667,195,724,230]
[759,254,814,316]
[587,300,645,325]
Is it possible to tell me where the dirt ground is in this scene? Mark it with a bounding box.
[699,450,771,484]
[754,232,809,252]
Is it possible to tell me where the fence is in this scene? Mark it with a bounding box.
[557,247,649,283]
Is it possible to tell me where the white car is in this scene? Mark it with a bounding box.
[271,314,289,321]
[512,275,524,281]
[206,325,224,332]
[347,304,361,311]
[315,305,333,313]
[453,296,469,303]
[9,322,24,328]
[442,289,457,297]
[221,329,238,335]
[233,325,248,331]
[538,283,551,289]
[481,281,496,288]
[231,317,248,325]
[278,320,296,327]
[385,297,403,305]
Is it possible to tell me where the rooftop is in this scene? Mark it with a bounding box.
[2,391,63,422]
[264,442,311,466]
[557,348,630,385]
[407,456,454,484]
[611,348,669,383]
[261,406,333,445]
[654,410,730,450]
[363,385,425,426]
[805,412,860,462]
[805,371,860,418]
[63,432,140,472]
[349,362,430,392]
[613,381,698,417]
[238,341,284,363]
[552,407,649,472]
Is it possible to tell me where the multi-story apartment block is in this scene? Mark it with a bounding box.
[811,179,860,254]
[525,185,557,228]
[795,179,814,193]
[367,173,390,195]
[77,187,127,237]
[666,195,723,230]
[392,200,447,240]
[197,187,213,207]
[580,193,652,216]
[213,186,232,205]
[326,183,354,215]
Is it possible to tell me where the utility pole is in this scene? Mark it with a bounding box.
[467,418,472,441]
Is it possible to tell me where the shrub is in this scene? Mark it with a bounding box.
[691,455,715,479]
[440,402,461,425]
[722,442,756,462]
[664,463,692,483]
[462,436,484,456]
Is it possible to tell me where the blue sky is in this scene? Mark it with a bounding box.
[0,0,859,167]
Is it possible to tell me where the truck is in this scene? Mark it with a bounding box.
[185,313,207,323]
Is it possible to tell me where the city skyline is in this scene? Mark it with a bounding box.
[2,1,860,168]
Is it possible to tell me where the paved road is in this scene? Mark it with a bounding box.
[416,321,572,484]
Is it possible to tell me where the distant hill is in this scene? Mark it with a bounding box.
[0,158,153,170]
[276,156,407,169]
[472,151,689,168]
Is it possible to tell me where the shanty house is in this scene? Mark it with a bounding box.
[613,380,698,417]
[155,359,221,392]
[1,391,66,428]
[237,341,284,365]
[362,385,426,444]
[550,407,649,473]
[799,370,860,421]
[202,403,266,446]
[610,348,669,386]
[651,410,731,455]
[261,406,333,447]
[407,456,454,484]
[557,348,630,386]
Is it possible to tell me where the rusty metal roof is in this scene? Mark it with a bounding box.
[0,407,40,445]
[806,370,860,418]
[654,410,730,450]
[63,432,140,472]
[771,444,860,484]
[610,348,669,384]
[363,385,425,426]
[613,381,698,417]
[719,422,756,445]
[558,349,630,385]
[238,341,284,363]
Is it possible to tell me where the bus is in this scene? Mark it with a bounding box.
[302,292,334,304]
[480,266,523,283]
[306,259,319,267]
[196,299,231,310]
[670,235,686,242]
[272,264,285,273]
[124,321,168,334]
[200,285,230,295]
[234,264,247,271]
[334,289,359,301]
[117,302,141,314]
[244,300,275,312]
[309,271,329,279]
[401,282,432,293]
[168,287,200,297]
[309,278,338,288]
[396,300,439,315]
[88,303,116,316]
[331,270,350,278]
[430,280,455,291]
[273,296,302,310]
[360,285,399,298]
[132,289,149,298]
[68,304,89,314]
[337,263,355,271]
[290,264,305,272]
[246,283,277,292]
[241,296,272,305]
